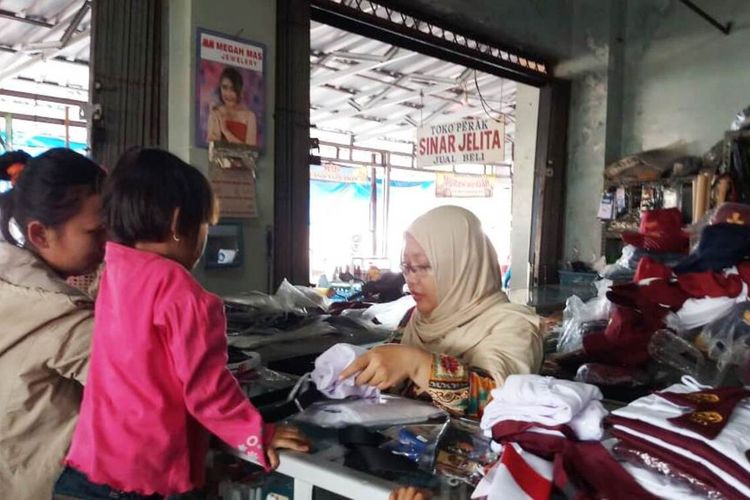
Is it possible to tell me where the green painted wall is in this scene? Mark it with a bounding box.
[622,0,750,155]
[168,0,277,294]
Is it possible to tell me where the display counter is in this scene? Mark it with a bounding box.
[226,416,477,500]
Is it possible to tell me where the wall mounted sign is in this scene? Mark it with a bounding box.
[310,164,368,184]
[435,173,495,198]
[196,28,266,151]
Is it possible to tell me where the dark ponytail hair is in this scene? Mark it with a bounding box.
[0,150,31,180]
[0,148,105,246]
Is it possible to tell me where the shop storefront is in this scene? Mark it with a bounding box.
[3,0,750,499]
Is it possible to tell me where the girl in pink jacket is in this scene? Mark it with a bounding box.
[58,149,308,498]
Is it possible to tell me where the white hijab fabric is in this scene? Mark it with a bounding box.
[402,206,543,384]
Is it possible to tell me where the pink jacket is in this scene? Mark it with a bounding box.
[66,243,273,495]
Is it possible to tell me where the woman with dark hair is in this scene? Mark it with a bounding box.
[0,148,106,499]
[207,66,258,146]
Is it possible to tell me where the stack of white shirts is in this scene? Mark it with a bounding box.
[473,375,613,500]
[480,374,608,441]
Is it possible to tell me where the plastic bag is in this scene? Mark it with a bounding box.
[225,280,330,315]
[574,363,650,387]
[557,279,613,353]
[616,245,636,269]
[611,441,723,500]
[362,295,416,330]
[433,418,498,487]
[227,316,338,349]
[381,423,447,468]
[224,291,287,312]
[293,395,446,428]
[731,104,750,131]
[649,329,707,380]
[648,310,743,387]
[275,279,330,312]
[697,302,750,371]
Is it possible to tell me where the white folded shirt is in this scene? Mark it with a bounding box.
[480,375,605,439]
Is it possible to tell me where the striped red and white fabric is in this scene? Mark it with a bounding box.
[472,443,553,500]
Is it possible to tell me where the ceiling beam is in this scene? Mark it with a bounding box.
[328,50,389,62]
[0,110,86,128]
[310,86,500,125]
[359,75,406,110]
[315,32,369,55]
[60,1,91,46]
[10,75,89,94]
[0,46,88,67]
[420,100,456,125]
[12,0,90,52]
[314,69,483,124]
[0,88,86,107]
[311,48,418,87]
[351,98,465,141]
[0,9,53,28]
[0,30,90,85]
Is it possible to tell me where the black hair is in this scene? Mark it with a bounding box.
[0,148,104,246]
[218,66,244,103]
[104,148,217,246]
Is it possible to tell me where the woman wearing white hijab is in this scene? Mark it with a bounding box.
[340,206,544,417]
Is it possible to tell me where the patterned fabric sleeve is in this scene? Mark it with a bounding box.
[426,353,496,418]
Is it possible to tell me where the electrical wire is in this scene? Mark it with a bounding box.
[473,70,505,124]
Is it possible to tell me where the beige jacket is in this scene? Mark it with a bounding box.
[0,243,93,500]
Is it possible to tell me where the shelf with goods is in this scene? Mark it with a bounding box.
[600,175,697,263]
[603,174,698,191]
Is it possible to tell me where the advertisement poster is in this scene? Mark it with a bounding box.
[435,173,495,198]
[417,117,504,168]
[196,28,265,150]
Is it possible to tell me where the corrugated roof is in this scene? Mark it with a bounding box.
[310,21,516,147]
[0,0,90,93]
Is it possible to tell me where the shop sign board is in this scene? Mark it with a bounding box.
[310,164,368,184]
[435,173,495,198]
[417,117,504,167]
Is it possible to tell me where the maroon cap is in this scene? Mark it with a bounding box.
[621,208,689,254]
[634,257,673,282]
[710,202,750,227]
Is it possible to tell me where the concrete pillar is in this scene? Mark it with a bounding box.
[559,0,622,264]
[510,83,540,291]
